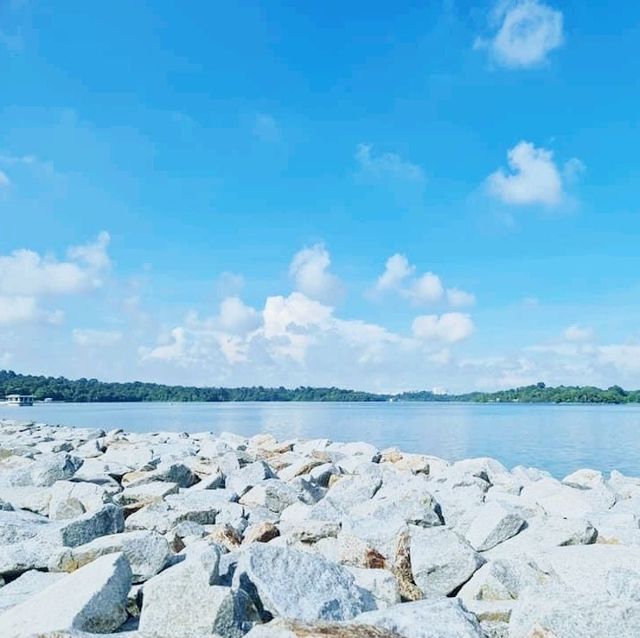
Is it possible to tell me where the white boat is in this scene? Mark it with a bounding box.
[2,394,35,407]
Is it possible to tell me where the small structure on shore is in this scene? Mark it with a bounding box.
[3,394,35,407]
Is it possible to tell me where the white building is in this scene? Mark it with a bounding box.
[4,394,35,407]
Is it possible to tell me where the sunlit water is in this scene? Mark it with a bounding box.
[1,401,640,478]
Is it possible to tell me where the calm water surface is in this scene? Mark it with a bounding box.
[1,402,639,478]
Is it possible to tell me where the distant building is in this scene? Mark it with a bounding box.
[4,394,35,407]
[432,387,448,396]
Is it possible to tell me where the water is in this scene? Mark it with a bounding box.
[1,401,640,478]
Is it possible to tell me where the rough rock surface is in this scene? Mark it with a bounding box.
[0,418,637,636]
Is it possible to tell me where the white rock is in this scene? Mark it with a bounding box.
[465,503,525,551]
[410,525,485,596]
[0,552,132,636]
[49,529,170,583]
[232,544,375,621]
[355,598,485,638]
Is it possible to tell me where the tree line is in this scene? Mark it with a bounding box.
[1,372,639,404]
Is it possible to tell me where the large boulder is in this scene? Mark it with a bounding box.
[49,529,170,582]
[464,503,525,551]
[355,598,485,638]
[232,544,376,621]
[139,543,258,637]
[0,553,132,636]
[0,570,65,613]
[410,525,485,596]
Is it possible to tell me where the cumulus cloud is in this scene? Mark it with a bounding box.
[0,233,111,325]
[373,253,474,308]
[406,273,445,304]
[355,144,424,183]
[0,296,37,325]
[375,254,415,292]
[486,141,581,206]
[476,0,563,68]
[412,313,475,343]
[289,244,343,303]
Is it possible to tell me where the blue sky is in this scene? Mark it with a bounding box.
[1,0,640,392]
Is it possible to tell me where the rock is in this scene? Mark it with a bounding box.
[458,557,556,603]
[207,523,242,551]
[240,479,304,514]
[0,486,51,514]
[0,570,66,613]
[509,586,640,638]
[140,544,258,637]
[243,521,280,545]
[48,480,115,520]
[465,503,526,551]
[116,480,179,506]
[409,525,484,596]
[0,552,132,635]
[49,529,170,582]
[346,567,401,610]
[534,544,640,598]
[245,618,401,637]
[355,598,485,638]
[30,453,84,487]
[227,461,276,496]
[233,544,375,621]
[58,504,125,547]
[124,461,198,488]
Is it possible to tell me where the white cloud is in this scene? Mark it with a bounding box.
[0,296,37,325]
[289,244,343,303]
[216,297,261,334]
[597,345,640,374]
[412,313,475,343]
[0,232,111,297]
[447,288,476,307]
[0,170,9,188]
[375,254,414,292]
[477,0,563,68]
[0,233,111,326]
[73,329,123,347]
[68,231,111,272]
[563,324,593,342]
[373,254,474,308]
[253,113,281,143]
[143,327,188,363]
[487,141,581,206]
[355,144,424,183]
[406,272,445,304]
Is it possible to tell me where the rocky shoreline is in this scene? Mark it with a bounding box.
[0,419,638,637]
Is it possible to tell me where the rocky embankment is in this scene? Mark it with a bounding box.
[0,420,639,638]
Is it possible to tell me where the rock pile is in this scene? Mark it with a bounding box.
[0,419,639,637]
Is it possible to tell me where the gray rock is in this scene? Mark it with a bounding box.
[48,480,115,520]
[465,503,525,551]
[227,461,276,496]
[345,567,400,610]
[140,544,257,637]
[355,598,485,638]
[49,529,170,583]
[240,479,303,514]
[410,525,485,596]
[0,552,132,636]
[58,504,125,547]
[509,586,640,638]
[233,544,375,621]
[0,570,66,613]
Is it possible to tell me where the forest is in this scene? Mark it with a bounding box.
[1,372,639,404]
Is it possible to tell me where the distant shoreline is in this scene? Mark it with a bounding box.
[2,370,640,404]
